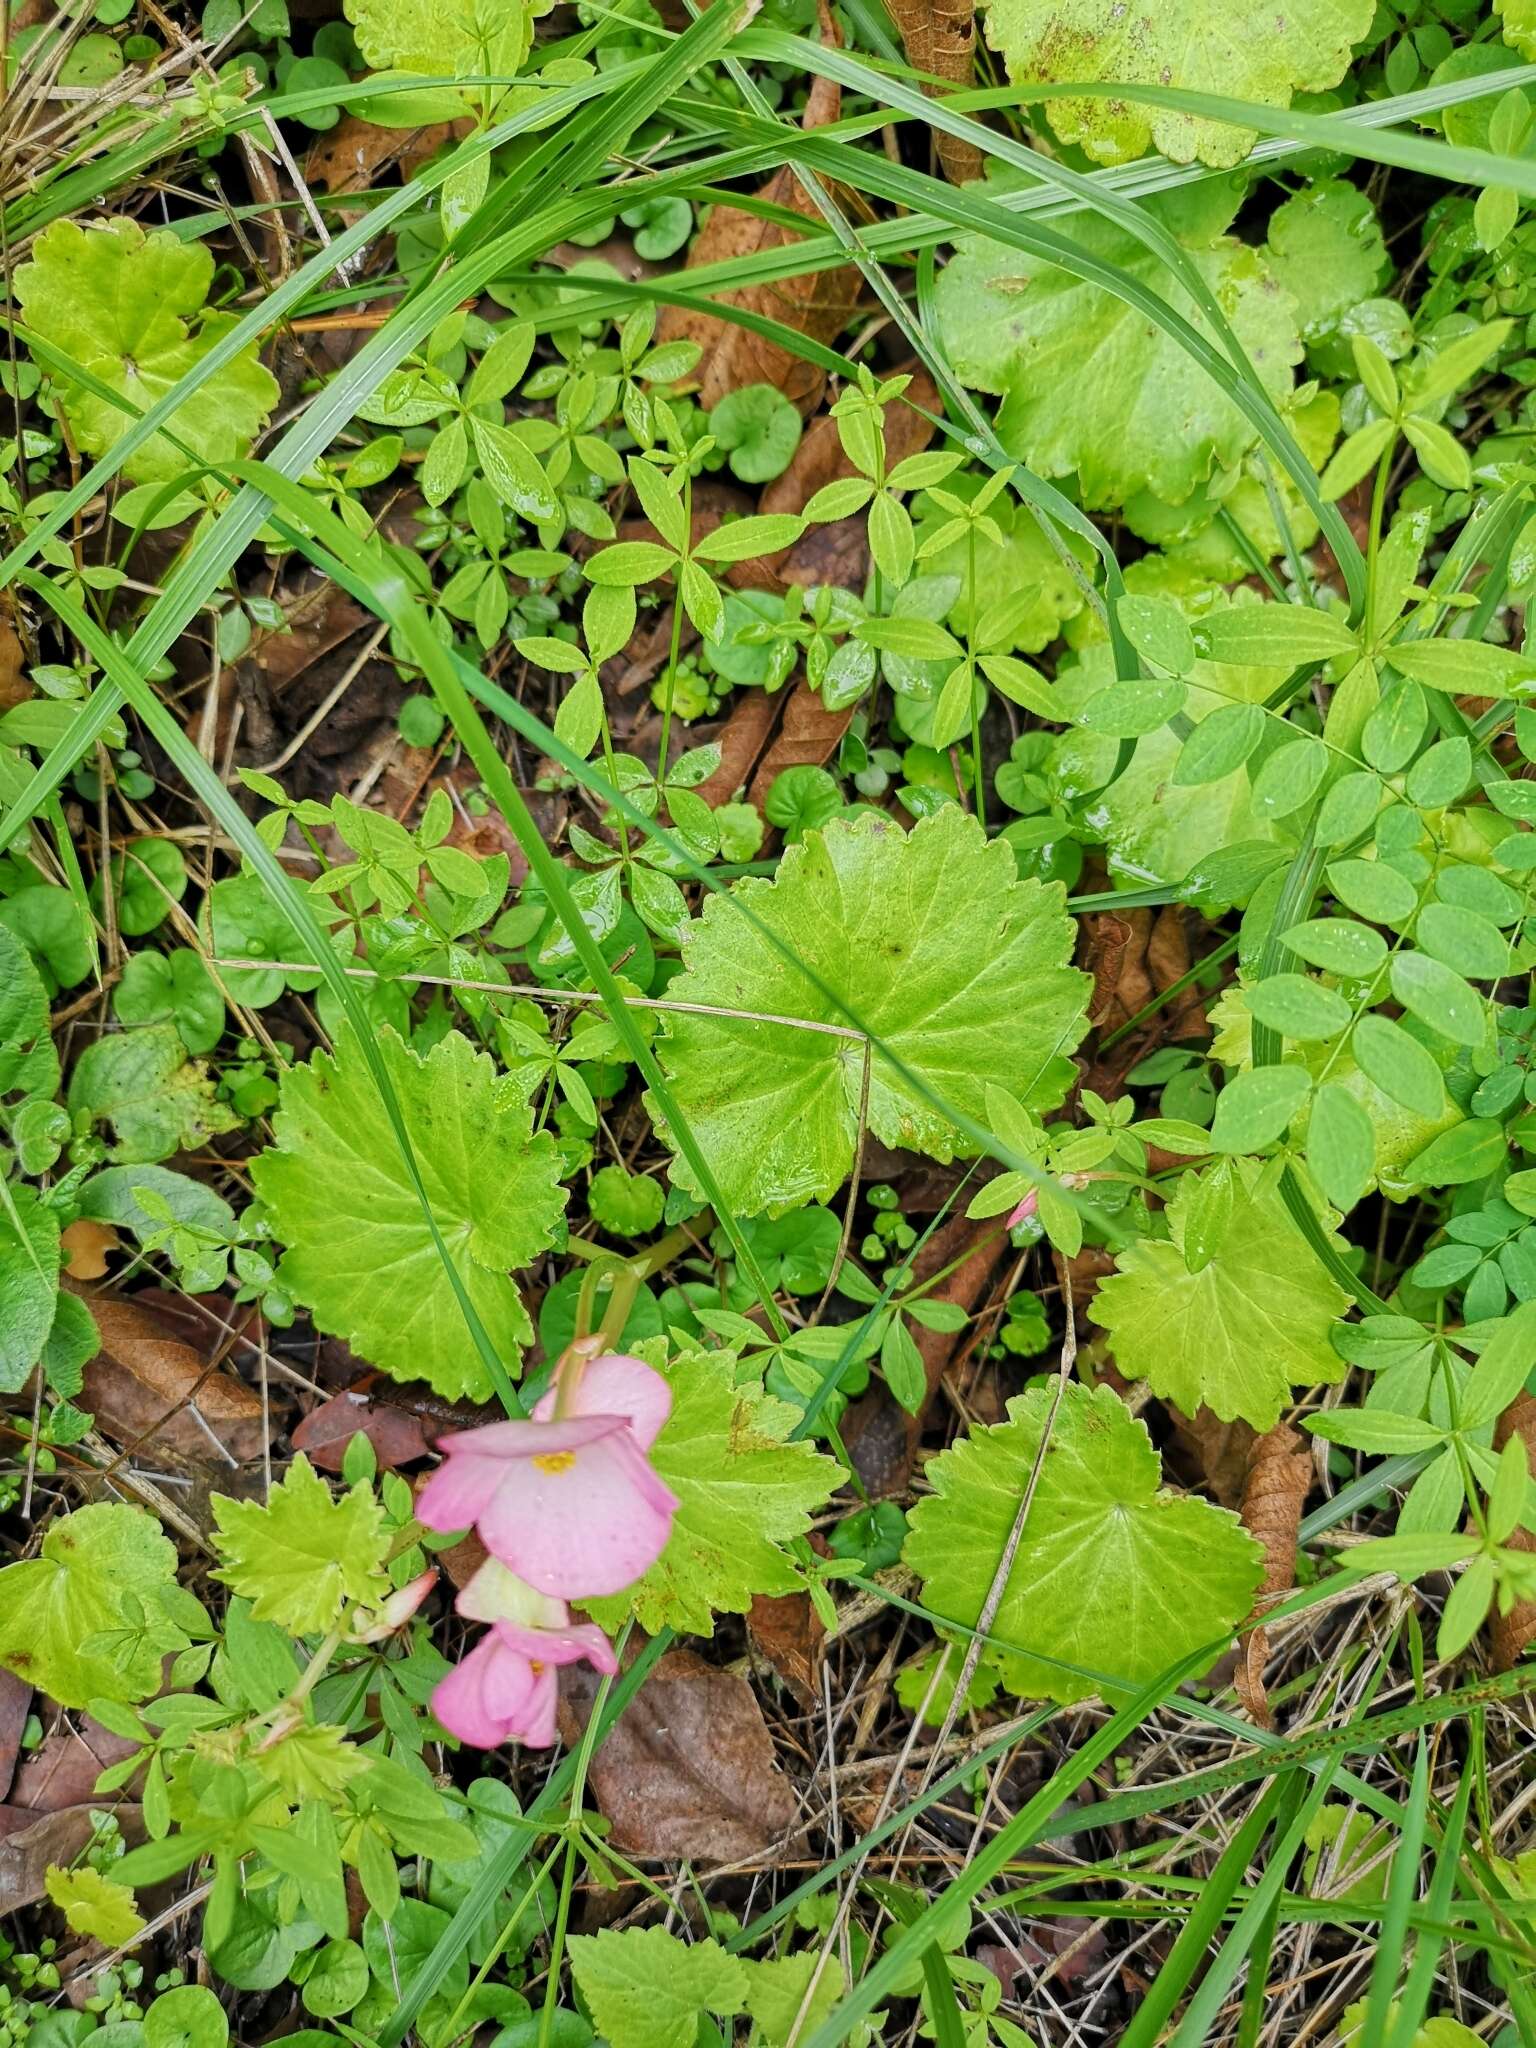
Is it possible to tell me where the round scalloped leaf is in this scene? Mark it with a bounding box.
[13,218,278,484]
[982,0,1373,167]
[905,1382,1263,1705]
[251,1026,565,1399]
[936,201,1301,509]
[1090,1160,1351,1429]
[652,808,1090,1217]
[0,1503,179,1707]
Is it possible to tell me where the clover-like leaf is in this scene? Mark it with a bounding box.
[653,809,1090,1216]
[1091,1160,1352,1429]
[580,1345,840,1636]
[936,195,1301,509]
[212,1455,389,1638]
[13,219,278,484]
[251,1026,566,1399]
[982,0,1372,166]
[905,1382,1263,1704]
[0,1503,179,1707]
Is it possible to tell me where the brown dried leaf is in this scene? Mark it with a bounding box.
[0,610,27,713]
[1165,1408,1257,1511]
[1492,1394,1536,1671]
[881,0,982,184]
[656,4,859,413]
[0,1805,144,1916]
[558,1647,800,1863]
[1078,905,1211,1098]
[747,1589,825,1705]
[1233,1424,1311,1727]
[291,1387,430,1473]
[747,679,853,811]
[78,1292,266,1467]
[11,1713,141,1817]
[694,688,781,808]
[0,1675,29,1805]
[306,118,464,199]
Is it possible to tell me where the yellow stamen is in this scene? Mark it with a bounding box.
[531,1450,577,1474]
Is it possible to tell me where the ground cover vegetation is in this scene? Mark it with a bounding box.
[4,0,1536,2037]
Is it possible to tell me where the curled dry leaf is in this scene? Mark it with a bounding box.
[0,609,27,712]
[656,2,860,414]
[558,1646,800,1863]
[747,1584,826,1705]
[695,688,781,807]
[1233,1423,1312,1727]
[880,0,984,185]
[1492,1393,1536,1671]
[291,1385,431,1473]
[77,1291,266,1467]
[1166,1407,1258,1511]
[1078,904,1211,1099]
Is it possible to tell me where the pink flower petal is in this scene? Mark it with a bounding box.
[415,1415,628,1535]
[477,1429,679,1597]
[432,1632,535,1748]
[535,1353,672,1451]
[493,1618,619,1673]
[518,1665,561,1748]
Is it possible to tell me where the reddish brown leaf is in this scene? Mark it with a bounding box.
[558,1647,800,1863]
[1233,1424,1312,1727]
[291,1387,431,1472]
[882,0,983,184]
[0,610,27,713]
[1165,1408,1258,1512]
[656,4,860,414]
[1492,1394,1536,1671]
[11,1713,141,1818]
[306,118,466,200]
[694,688,782,808]
[77,1292,266,1467]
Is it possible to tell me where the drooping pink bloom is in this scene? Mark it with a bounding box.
[1006,1188,1039,1230]
[433,1615,618,1749]
[433,1559,618,1749]
[415,1353,678,1598]
[350,1567,436,1643]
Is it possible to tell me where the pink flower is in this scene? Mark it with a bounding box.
[415,1353,679,1599]
[433,1616,618,1749]
[1006,1189,1039,1230]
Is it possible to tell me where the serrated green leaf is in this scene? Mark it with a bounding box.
[45,1865,145,1945]
[568,1927,748,2048]
[212,1455,389,1638]
[981,0,1371,165]
[905,1382,1263,1705]
[652,809,1089,1216]
[14,219,277,483]
[251,1026,566,1399]
[68,1024,240,1163]
[1091,1160,1351,1427]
